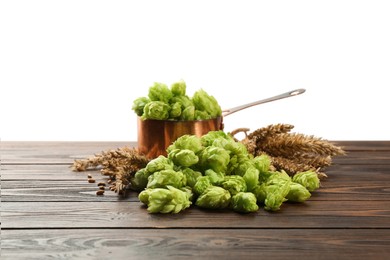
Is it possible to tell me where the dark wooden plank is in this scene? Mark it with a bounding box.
[332,151,390,164]
[2,229,389,260]
[1,141,132,164]
[332,140,390,151]
[1,180,135,202]
[1,164,103,180]
[3,201,390,229]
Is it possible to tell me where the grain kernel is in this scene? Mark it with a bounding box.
[88,178,96,183]
[96,190,104,195]
[97,182,106,187]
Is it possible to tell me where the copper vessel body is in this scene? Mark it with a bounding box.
[137,117,223,159]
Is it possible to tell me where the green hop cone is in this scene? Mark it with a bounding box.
[132,97,150,117]
[169,102,182,118]
[168,149,199,167]
[198,146,230,173]
[193,176,213,195]
[267,170,291,184]
[180,186,194,202]
[252,183,268,204]
[181,168,202,188]
[192,89,222,118]
[180,105,195,120]
[167,134,203,154]
[264,181,291,211]
[145,156,174,174]
[170,95,193,110]
[147,169,186,189]
[148,82,172,103]
[286,182,312,202]
[221,175,247,196]
[194,110,211,120]
[138,188,153,205]
[200,130,232,147]
[205,169,225,185]
[230,192,259,213]
[292,170,320,192]
[195,186,231,209]
[141,101,170,120]
[253,154,272,175]
[139,186,192,214]
[243,166,259,192]
[130,168,152,191]
[171,80,186,96]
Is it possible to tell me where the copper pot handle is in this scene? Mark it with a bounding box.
[222,88,306,117]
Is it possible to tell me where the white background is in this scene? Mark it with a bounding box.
[1,0,389,141]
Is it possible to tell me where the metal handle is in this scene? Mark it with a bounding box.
[222,88,306,117]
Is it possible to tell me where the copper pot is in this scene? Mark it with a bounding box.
[137,89,305,158]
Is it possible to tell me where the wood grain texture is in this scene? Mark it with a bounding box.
[3,201,390,229]
[1,141,133,164]
[1,141,390,259]
[2,229,390,260]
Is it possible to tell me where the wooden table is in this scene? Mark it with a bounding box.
[1,141,390,259]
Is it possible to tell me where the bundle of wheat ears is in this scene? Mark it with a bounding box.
[233,124,345,179]
[72,123,345,194]
[71,146,149,195]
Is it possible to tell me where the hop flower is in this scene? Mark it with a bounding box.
[292,170,320,192]
[195,186,231,209]
[230,192,259,213]
[139,186,192,214]
[286,182,311,202]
